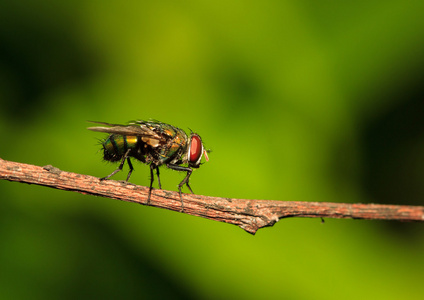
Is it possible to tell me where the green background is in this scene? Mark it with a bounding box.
[1,0,423,299]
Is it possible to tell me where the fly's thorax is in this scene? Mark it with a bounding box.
[102,134,140,162]
[156,127,189,165]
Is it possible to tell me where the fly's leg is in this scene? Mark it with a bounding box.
[126,157,134,181]
[156,167,161,189]
[185,180,194,194]
[101,149,131,181]
[148,164,161,205]
[148,164,154,205]
[167,164,193,212]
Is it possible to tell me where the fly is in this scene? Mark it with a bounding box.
[88,120,209,210]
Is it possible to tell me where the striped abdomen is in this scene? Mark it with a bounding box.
[102,134,140,162]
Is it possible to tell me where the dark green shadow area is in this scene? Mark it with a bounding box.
[0,198,197,299]
[0,2,102,120]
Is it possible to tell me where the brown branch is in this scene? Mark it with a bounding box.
[1,158,423,234]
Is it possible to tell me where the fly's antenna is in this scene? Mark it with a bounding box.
[203,149,211,162]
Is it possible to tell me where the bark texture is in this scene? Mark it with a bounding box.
[1,158,423,234]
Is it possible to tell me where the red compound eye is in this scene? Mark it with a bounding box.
[189,135,202,164]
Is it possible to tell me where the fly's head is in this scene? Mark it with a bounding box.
[187,133,209,169]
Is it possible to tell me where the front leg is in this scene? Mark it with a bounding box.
[166,164,193,212]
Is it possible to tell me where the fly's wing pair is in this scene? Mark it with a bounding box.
[87,121,167,147]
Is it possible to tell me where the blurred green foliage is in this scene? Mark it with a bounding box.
[1,0,423,299]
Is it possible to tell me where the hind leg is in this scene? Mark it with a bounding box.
[101,149,132,180]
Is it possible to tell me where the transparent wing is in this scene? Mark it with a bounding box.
[87,121,166,143]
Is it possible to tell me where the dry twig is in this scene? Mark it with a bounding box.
[1,158,423,234]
